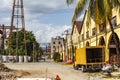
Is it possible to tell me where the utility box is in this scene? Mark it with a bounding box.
[74,46,106,72]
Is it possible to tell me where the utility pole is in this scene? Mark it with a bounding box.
[33,42,35,62]
[33,42,36,62]
[71,34,74,63]
[62,29,69,62]
[62,29,74,63]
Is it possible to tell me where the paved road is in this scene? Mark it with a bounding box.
[4,59,90,80]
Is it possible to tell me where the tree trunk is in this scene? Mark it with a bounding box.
[108,17,120,67]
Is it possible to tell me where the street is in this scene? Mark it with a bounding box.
[4,59,89,80]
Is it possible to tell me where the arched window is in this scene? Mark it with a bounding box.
[86,41,90,46]
[99,37,105,46]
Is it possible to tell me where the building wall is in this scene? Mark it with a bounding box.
[72,24,81,62]
[72,24,80,49]
[67,34,73,60]
[78,8,120,62]
[51,36,65,60]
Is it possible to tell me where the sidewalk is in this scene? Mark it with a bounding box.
[59,61,120,80]
[103,78,120,80]
[60,62,73,67]
[103,72,120,80]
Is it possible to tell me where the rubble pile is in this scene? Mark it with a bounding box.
[0,63,11,72]
[0,72,16,80]
[0,63,17,80]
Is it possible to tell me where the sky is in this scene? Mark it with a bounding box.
[0,0,77,44]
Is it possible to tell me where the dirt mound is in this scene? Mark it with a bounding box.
[0,63,16,80]
[0,72,16,80]
[0,63,12,72]
[0,63,30,80]
[14,70,31,77]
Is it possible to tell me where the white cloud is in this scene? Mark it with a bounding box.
[0,0,12,12]
[0,0,74,44]
[24,0,75,16]
[26,20,71,43]
[0,17,11,25]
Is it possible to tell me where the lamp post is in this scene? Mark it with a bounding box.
[62,29,73,62]
[70,35,75,63]
[33,42,35,62]
[62,30,68,62]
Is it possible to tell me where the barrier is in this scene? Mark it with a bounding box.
[24,56,28,63]
[19,56,23,63]
[2,55,8,63]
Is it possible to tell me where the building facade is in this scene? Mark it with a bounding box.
[74,8,120,64]
[72,21,82,62]
[51,36,65,61]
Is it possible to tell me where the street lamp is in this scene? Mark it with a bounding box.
[62,29,74,62]
[62,30,68,62]
[33,41,36,62]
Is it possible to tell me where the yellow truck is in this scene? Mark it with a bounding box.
[73,46,106,72]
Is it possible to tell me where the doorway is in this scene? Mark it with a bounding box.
[109,33,120,64]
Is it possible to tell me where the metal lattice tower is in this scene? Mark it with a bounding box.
[9,0,27,55]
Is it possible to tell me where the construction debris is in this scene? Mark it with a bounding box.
[0,63,12,72]
[0,63,16,80]
[0,72,16,80]
[0,63,31,80]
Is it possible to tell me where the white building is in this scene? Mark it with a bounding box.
[51,36,65,54]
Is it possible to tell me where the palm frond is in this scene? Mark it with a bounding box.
[86,0,94,26]
[72,0,120,26]
[103,0,112,19]
[109,0,120,16]
[87,0,111,25]
[72,0,87,23]
[66,0,74,6]
[96,0,106,23]
[110,0,120,8]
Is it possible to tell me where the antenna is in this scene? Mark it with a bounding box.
[10,0,27,55]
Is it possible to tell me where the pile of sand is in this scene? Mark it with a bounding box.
[0,63,30,80]
[0,63,12,72]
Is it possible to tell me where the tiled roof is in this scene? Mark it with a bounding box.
[72,21,82,34]
[75,21,82,33]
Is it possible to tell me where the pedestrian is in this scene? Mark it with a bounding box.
[102,61,112,76]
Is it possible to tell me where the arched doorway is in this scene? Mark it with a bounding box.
[99,36,105,46]
[73,46,77,62]
[109,33,120,64]
[86,41,90,46]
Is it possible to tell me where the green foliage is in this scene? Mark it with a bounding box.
[6,30,40,56]
[53,52,60,62]
[71,0,120,24]
[0,49,6,55]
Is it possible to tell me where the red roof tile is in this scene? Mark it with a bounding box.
[75,21,82,33]
[72,21,82,34]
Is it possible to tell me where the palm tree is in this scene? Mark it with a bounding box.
[66,0,74,5]
[67,0,120,65]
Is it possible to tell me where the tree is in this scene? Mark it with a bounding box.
[53,52,60,62]
[6,30,40,56]
[66,0,120,65]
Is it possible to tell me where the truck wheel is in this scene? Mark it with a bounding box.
[81,66,86,72]
[73,64,79,70]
